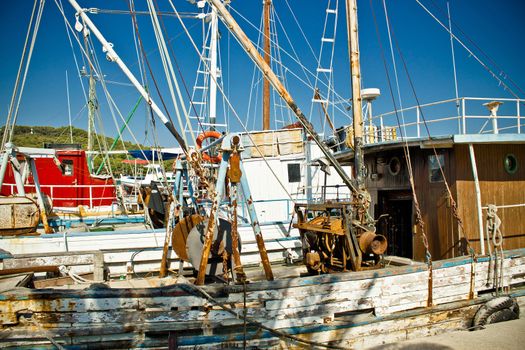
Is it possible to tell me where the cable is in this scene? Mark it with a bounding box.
[168,0,296,202]
[3,0,45,148]
[426,0,524,98]
[414,0,523,100]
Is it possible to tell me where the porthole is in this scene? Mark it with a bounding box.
[504,154,518,174]
[388,157,401,176]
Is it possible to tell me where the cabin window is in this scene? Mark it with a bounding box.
[62,160,74,176]
[388,157,401,176]
[504,154,518,174]
[287,163,301,183]
[428,154,444,182]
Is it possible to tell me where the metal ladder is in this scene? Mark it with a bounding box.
[186,11,225,137]
[310,0,339,132]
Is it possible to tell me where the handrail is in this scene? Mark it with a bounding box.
[361,96,525,144]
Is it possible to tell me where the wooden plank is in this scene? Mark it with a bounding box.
[3,253,95,269]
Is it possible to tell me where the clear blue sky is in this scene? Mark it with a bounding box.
[0,0,524,148]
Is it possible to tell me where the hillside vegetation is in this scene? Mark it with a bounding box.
[1,125,155,174]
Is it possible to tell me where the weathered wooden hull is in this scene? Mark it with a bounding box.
[1,248,524,349]
[0,223,302,277]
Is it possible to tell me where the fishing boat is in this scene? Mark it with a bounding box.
[0,0,524,349]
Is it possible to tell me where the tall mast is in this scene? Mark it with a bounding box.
[205,0,356,192]
[83,34,98,173]
[262,0,271,130]
[208,5,219,130]
[345,0,365,189]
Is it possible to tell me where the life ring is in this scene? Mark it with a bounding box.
[472,296,519,328]
[196,131,222,163]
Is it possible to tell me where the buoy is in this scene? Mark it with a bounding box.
[196,131,222,163]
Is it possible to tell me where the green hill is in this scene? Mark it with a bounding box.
[0,125,156,174]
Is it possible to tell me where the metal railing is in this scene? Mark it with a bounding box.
[1,183,116,208]
[366,97,524,143]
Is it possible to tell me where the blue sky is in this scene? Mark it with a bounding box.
[0,0,524,148]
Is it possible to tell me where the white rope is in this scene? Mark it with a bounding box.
[57,0,88,103]
[54,2,151,163]
[283,0,320,70]
[271,6,294,128]
[482,203,525,210]
[2,0,37,148]
[244,12,264,129]
[58,265,105,284]
[3,0,46,147]
[146,0,194,147]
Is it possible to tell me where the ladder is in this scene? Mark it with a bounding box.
[310,0,339,133]
[186,8,226,138]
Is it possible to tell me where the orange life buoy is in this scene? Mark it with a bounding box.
[196,131,222,163]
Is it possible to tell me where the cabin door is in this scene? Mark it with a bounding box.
[376,190,413,259]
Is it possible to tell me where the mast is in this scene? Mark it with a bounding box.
[262,0,271,130]
[208,5,219,130]
[82,31,98,173]
[205,0,356,192]
[345,0,365,189]
[87,71,97,172]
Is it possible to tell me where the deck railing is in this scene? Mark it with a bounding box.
[1,183,116,208]
[365,97,524,144]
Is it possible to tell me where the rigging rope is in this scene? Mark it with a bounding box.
[446,1,461,126]
[228,5,352,121]
[155,0,203,145]
[54,0,151,164]
[383,1,476,257]
[370,1,435,305]
[414,0,523,100]
[382,0,408,139]
[426,0,525,98]
[169,0,295,202]
[146,0,191,148]
[2,0,45,149]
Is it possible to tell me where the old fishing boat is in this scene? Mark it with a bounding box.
[1,0,524,349]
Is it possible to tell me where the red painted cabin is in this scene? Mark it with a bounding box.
[1,147,115,208]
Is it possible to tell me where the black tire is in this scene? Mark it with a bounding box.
[472,296,520,328]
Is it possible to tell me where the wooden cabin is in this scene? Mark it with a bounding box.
[335,134,525,261]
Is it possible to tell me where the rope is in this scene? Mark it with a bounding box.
[169,0,296,202]
[414,0,523,101]
[2,0,37,148]
[153,0,205,140]
[486,204,504,295]
[382,1,476,257]
[382,0,409,140]
[185,283,349,350]
[371,0,435,305]
[24,317,66,350]
[53,1,152,166]
[58,265,105,284]
[57,0,88,103]
[446,1,461,129]
[227,5,352,120]
[2,0,45,149]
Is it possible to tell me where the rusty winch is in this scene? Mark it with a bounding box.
[294,201,387,274]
